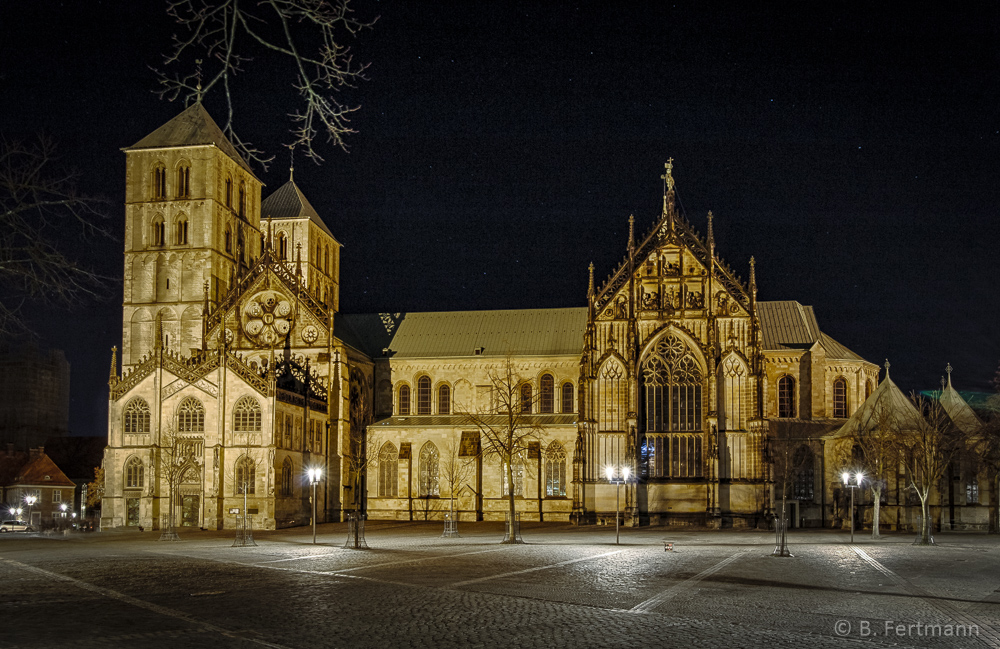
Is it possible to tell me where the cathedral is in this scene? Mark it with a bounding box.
[103,104,931,532]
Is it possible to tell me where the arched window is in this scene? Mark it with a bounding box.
[378,442,398,497]
[416,376,432,414]
[123,398,150,434]
[225,225,232,253]
[152,164,166,200]
[539,374,554,413]
[561,382,574,414]
[833,378,848,418]
[502,458,524,497]
[125,457,144,489]
[233,396,261,433]
[599,360,626,431]
[176,164,190,198]
[175,216,188,245]
[324,245,330,274]
[418,442,439,497]
[225,176,233,208]
[276,232,288,260]
[176,397,205,433]
[438,384,450,415]
[236,456,256,495]
[280,459,292,496]
[238,181,246,218]
[777,375,796,418]
[151,215,165,247]
[643,335,703,433]
[545,442,566,497]
[520,383,533,414]
[398,384,410,416]
[792,446,814,500]
[721,354,748,430]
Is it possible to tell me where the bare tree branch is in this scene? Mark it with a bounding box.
[0,135,113,337]
[155,0,376,169]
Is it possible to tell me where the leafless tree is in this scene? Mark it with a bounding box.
[850,397,900,539]
[461,356,543,544]
[0,135,110,336]
[156,425,185,540]
[440,438,476,523]
[156,0,376,168]
[898,394,966,545]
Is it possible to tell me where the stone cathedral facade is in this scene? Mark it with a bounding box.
[103,105,883,531]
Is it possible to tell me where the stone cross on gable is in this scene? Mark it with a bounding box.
[661,158,675,191]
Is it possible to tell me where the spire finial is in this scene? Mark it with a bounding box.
[946,362,953,388]
[588,262,595,297]
[707,210,714,249]
[155,313,164,351]
[884,359,891,379]
[296,242,302,276]
[628,214,635,255]
[289,148,295,183]
[108,346,118,387]
[195,59,203,102]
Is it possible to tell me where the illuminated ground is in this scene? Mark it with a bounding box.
[1,522,997,648]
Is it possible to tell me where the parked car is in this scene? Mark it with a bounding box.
[0,520,32,532]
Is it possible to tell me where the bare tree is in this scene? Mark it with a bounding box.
[156,0,376,168]
[440,438,475,525]
[461,356,542,544]
[850,397,899,539]
[156,425,184,540]
[898,394,966,545]
[0,135,110,336]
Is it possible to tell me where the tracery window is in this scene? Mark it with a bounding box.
[233,396,261,433]
[176,397,205,433]
[236,456,256,495]
[398,384,411,415]
[378,442,399,497]
[833,378,848,418]
[792,446,814,500]
[539,374,554,413]
[176,165,190,198]
[418,442,439,497]
[152,164,166,200]
[777,375,796,418]
[599,360,626,431]
[643,335,703,433]
[520,383,533,414]
[502,458,524,497]
[417,376,432,414]
[123,398,150,434]
[722,355,748,430]
[561,382,574,414]
[125,457,144,489]
[280,459,292,496]
[544,442,566,496]
[438,384,451,415]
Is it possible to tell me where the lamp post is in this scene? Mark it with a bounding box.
[841,471,863,543]
[24,495,36,527]
[605,465,631,545]
[59,503,68,530]
[307,467,323,544]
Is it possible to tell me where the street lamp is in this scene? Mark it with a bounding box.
[605,465,631,545]
[307,467,323,544]
[841,471,864,543]
[24,495,36,527]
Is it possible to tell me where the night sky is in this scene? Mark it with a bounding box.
[1,2,998,436]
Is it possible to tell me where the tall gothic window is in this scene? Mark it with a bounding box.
[277,232,288,260]
[152,215,165,247]
[721,355,748,430]
[177,397,205,433]
[398,384,411,415]
[417,376,432,414]
[379,442,399,497]
[778,375,796,418]
[643,335,703,433]
[792,446,814,500]
[125,457,144,489]
[238,181,246,218]
[123,398,150,434]
[233,396,261,433]
[175,216,188,245]
[561,382,574,414]
[833,378,848,418]
[438,384,451,415]
[225,176,233,208]
[176,165,190,198]
[599,360,626,431]
[284,414,293,448]
[502,458,524,497]
[225,225,232,253]
[539,374,554,413]
[418,442,439,497]
[520,383,533,414]
[545,442,567,496]
[324,245,330,273]
[236,456,256,495]
[280,459,292,496]
[152,164,166,200]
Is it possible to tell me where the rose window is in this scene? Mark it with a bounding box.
[243,292,294,346]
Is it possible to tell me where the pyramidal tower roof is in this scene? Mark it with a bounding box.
[938,364,983,434]
[832,363,924,437]
[261,178,339,243]
[126,103,257,179]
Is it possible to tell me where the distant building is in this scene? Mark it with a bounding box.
[4,447,77,528]
[0,345,70,451]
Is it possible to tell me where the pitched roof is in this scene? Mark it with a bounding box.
[338,308,588,359]
[758,300,865,360]
[939,370,983,434]
[10,453,76,488]
[126,103,258,179]
[261,179,339,243]
[831,373,925,438]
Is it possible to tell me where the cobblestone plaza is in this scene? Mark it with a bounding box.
[2,523,998,648]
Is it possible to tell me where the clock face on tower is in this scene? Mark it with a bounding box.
[242,291,294,347]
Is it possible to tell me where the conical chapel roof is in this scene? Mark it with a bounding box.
[126,103,258,179]
[831,368,924,438]
[938,366,983,434]
[261,179,339,243]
